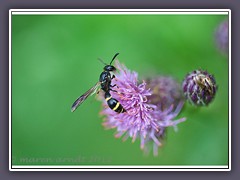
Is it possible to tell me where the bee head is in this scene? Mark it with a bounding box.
[104,65,116,72]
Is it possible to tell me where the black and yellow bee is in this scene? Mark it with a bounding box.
[71,53,126,113]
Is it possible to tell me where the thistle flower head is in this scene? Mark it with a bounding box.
[99,61,186,156]
[215,19,229,54]
[146,76,184,111]
[182,69,217,106]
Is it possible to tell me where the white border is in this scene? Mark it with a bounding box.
[11,9,229,15]
[11,165,228,171]
[228,10,231,172]
[9,9,231,171]
[9,9,12,172]
[12,12,228,15]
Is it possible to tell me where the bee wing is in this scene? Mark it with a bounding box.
[71,82,101,112]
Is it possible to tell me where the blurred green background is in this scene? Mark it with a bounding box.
[12,14,228,166]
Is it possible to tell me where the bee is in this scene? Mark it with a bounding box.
[71,53,126,113]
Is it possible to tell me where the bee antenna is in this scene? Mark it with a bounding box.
[109,53,119,65]
[98,58,107,66]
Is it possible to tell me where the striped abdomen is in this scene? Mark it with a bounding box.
[105,92,126,113]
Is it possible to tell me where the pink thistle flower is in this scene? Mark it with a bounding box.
[146,76,184,111]
[99,61,186,156]
[215,19,229,54]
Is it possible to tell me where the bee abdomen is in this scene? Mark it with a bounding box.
[105,92,126,113]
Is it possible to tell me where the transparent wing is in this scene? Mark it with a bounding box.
[71,82,101,112]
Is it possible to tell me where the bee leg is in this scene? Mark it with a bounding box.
[110,84,119,89]
[110,88,118,93]
[111,75,115,79]
[96,89,101,94]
